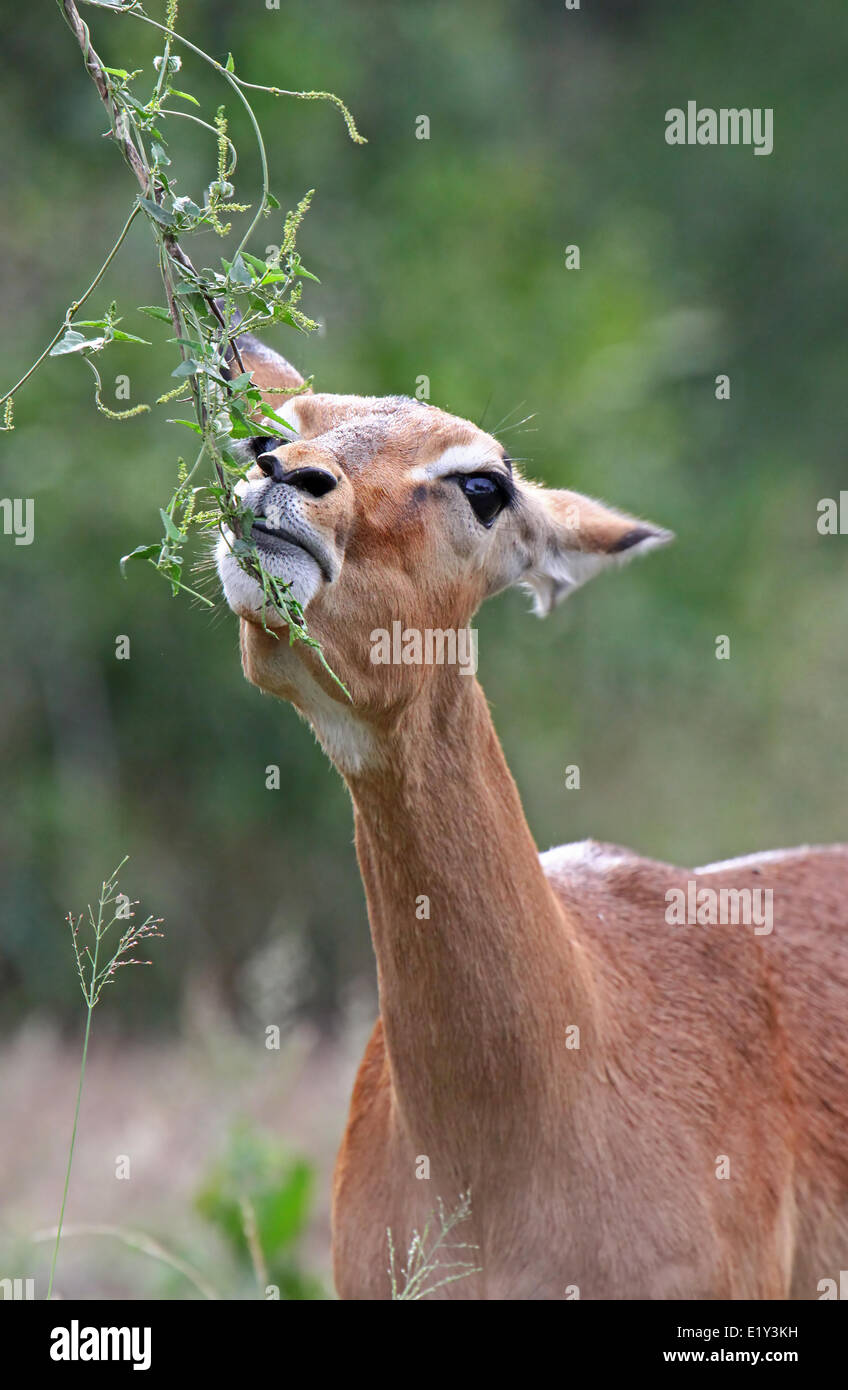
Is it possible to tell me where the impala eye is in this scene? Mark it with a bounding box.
[455,473,511,527]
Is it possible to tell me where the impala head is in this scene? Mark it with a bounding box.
[217,333,672,757]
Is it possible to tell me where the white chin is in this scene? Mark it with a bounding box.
[216,534,323,626]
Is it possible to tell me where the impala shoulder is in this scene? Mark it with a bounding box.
[693,843,848,875]
[540,839,637,873]
[540,839,681,905]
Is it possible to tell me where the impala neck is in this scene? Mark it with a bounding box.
[344,670,593,1146]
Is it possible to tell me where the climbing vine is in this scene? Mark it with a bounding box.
[1,0,365,689]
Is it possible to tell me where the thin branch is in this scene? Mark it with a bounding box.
[0,203,141,408]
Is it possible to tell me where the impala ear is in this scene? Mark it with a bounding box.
[521,487,673,616]
[221,316,309,421]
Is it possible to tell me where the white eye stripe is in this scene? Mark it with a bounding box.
[409,442,508,482]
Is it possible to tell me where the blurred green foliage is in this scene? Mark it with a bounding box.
[1,0,846,1034]
[196,1125,325,1299]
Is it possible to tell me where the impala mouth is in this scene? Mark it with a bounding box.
[250,520,334,582]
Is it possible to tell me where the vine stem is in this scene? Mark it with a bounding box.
[0,203,140,409]
[128,12,273,270]
[54,0,246,385]
[12,0,353,693]
[86,4,365,267]
[114,5,278,347]
[58,0,148,186]
[159,108,239,173]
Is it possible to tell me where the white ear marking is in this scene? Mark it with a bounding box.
[522,515,673,616]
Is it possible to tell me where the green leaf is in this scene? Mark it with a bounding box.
[261,405,299,433]
[159,508,183,542]
[226,406,254,438]
[111,331,152,345]
[257,1161,313,1257]
[138,305,172,323]
[50,329,105,355]
[151,142,171,167]
[173,195,203,218]
[265,192,281,210]
[138,196,174,227]
[229,255,253,287]
[168,419,204,435]
[242,253,268,277]
[169,89,200,107]
[195,1127,315,1268]
[171,359,200,378]
[173,290,208,317]
[120,543,160,576]
[224,52,235,72]
[199,367,229,387]
[50,329,86,354]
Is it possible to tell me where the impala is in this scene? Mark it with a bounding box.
[217,329,848,1300]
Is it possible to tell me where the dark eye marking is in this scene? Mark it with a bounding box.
[452,472,513,527]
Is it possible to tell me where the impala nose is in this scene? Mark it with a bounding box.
[256,453,338,498]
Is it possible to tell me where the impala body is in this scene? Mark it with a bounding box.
[217,332,848,1300]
